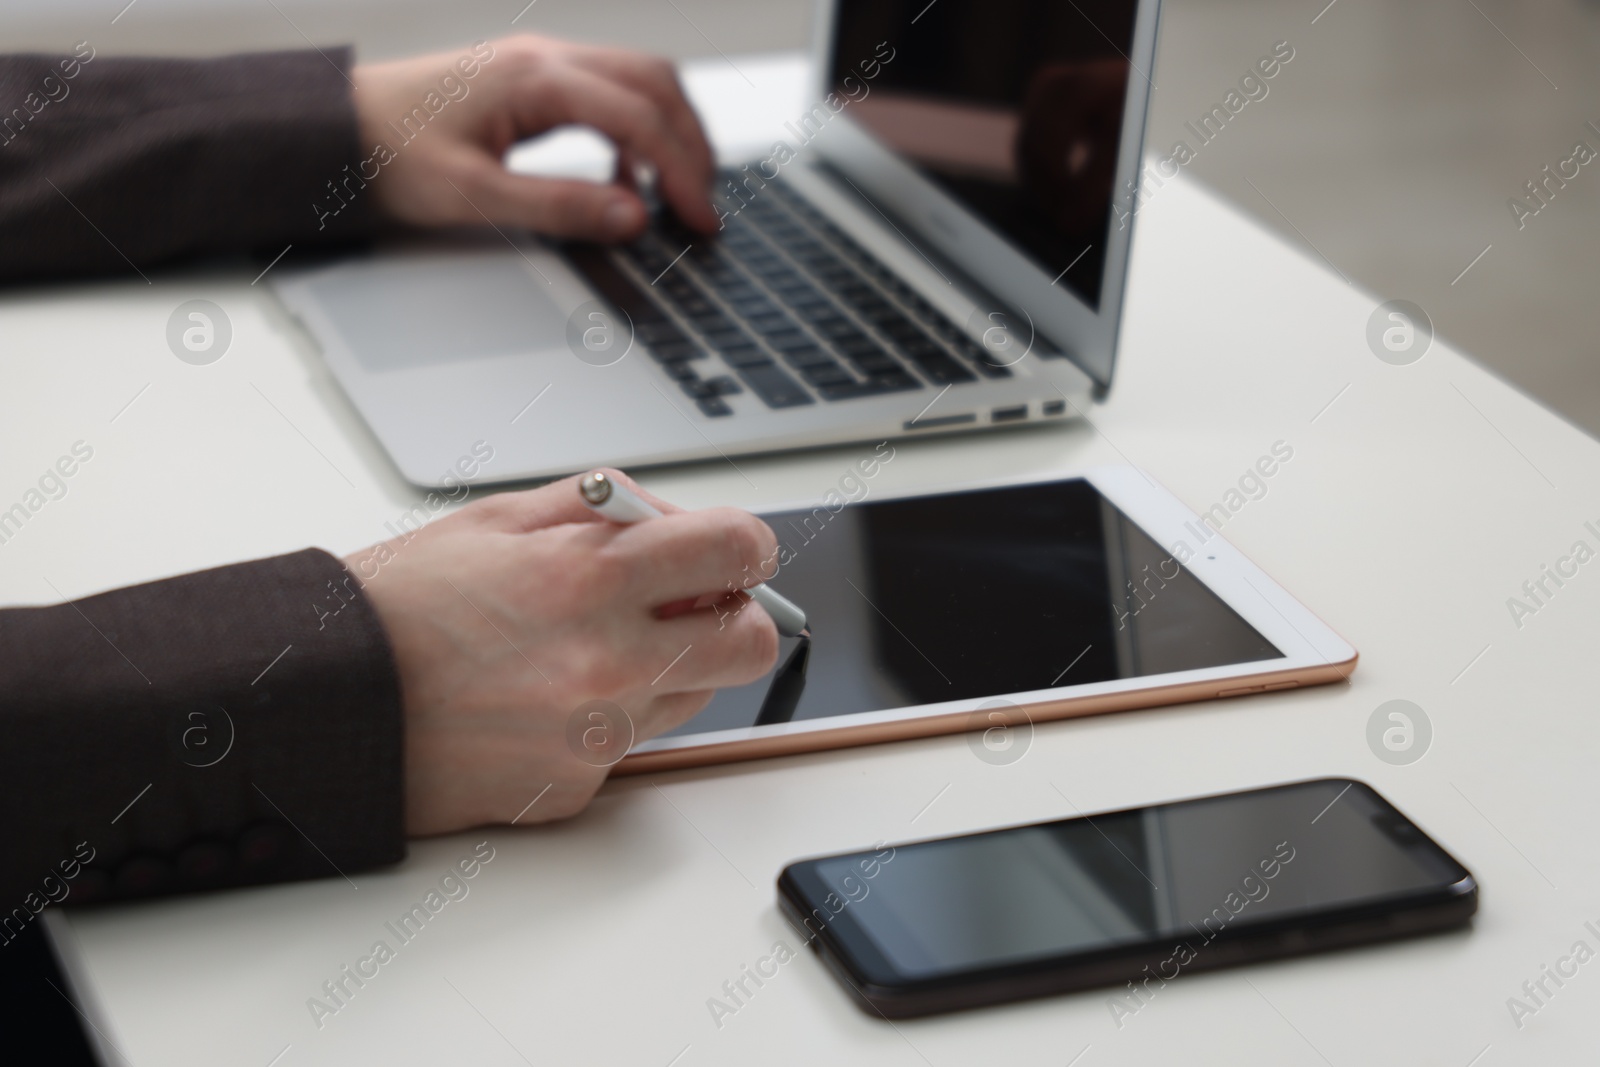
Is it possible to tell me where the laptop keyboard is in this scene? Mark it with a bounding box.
[567,173,1034,418]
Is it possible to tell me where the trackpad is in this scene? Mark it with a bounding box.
[311,257,565,371]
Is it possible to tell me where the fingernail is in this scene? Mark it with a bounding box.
[603,199,637,237]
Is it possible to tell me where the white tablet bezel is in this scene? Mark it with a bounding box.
[616,465,1356,774]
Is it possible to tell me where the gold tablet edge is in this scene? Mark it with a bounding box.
[611,653,1359,777]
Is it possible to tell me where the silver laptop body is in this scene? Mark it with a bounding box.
[273,0,1161,487]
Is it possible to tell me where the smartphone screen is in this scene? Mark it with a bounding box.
[782,780,1473,996]
[664,477,1283,740]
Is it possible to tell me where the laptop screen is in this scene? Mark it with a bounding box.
[827,0,1138,310]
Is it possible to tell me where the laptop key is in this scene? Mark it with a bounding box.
[720,344,775,369]
[765,330,816,353]
[737,364,815,408]
[838,336,887,359]
[801,363,855,387]
[784,286,832,307]
[781,348,837,369]
[749,314,801,337]
[871,370,922,390]
[817,374,920,400]
[814,318,862,341]
[622,243,670,266]
[660,361,698,382]
[786,297,832,317]
[906,350,978,384]
[720,283,761,302]
[899,337,945,358]
[853,295,898,318]
[880,320,926,343]
[689,309,734,329]
[744,258,789,279]
[683,376,743,400]
[853,353,903,376]
[761,329,812,350]
[952,337,1016,376]
[818,381,886,400]
[637,321,687,345]
[696,396,734,417]
[704,328,757,352]
[741,297,782,315]
[650,340,708,362]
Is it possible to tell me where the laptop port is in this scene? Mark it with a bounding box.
[903,413,978,431]
[1042,399,1067,416]
[991,405,1028,423]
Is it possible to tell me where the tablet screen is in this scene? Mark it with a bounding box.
[663,478,1281,739]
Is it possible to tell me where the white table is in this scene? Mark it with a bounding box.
[9,54,1599,1067]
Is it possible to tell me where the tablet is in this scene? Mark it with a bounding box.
[615,467,1356,774]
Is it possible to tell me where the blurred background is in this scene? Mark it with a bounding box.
[6,0,1598,435]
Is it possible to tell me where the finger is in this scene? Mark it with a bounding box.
[654,595,698,620]
[509,62,716,232]
[569,49,713,175]
[608,506,780,604]
[651,587,749,621]
[642,597,782,693]
[469,468,679,533]
[565,49,714,195]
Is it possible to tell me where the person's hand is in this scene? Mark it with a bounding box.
[350,35,718,241]
[344,470,780,836]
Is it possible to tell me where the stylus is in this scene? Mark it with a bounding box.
[754,637,811,726]
[577,471,810,637]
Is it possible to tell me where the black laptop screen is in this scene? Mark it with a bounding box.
[828,0,1138,309]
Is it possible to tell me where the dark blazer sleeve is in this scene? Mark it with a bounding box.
[0,550,406,927]
[0,46,381,283]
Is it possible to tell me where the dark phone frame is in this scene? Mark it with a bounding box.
[776,778,1477,1019]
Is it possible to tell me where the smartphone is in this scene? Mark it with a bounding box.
[777,779,1476,1018]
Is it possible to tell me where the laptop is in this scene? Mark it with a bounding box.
[273,0,1161,488]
